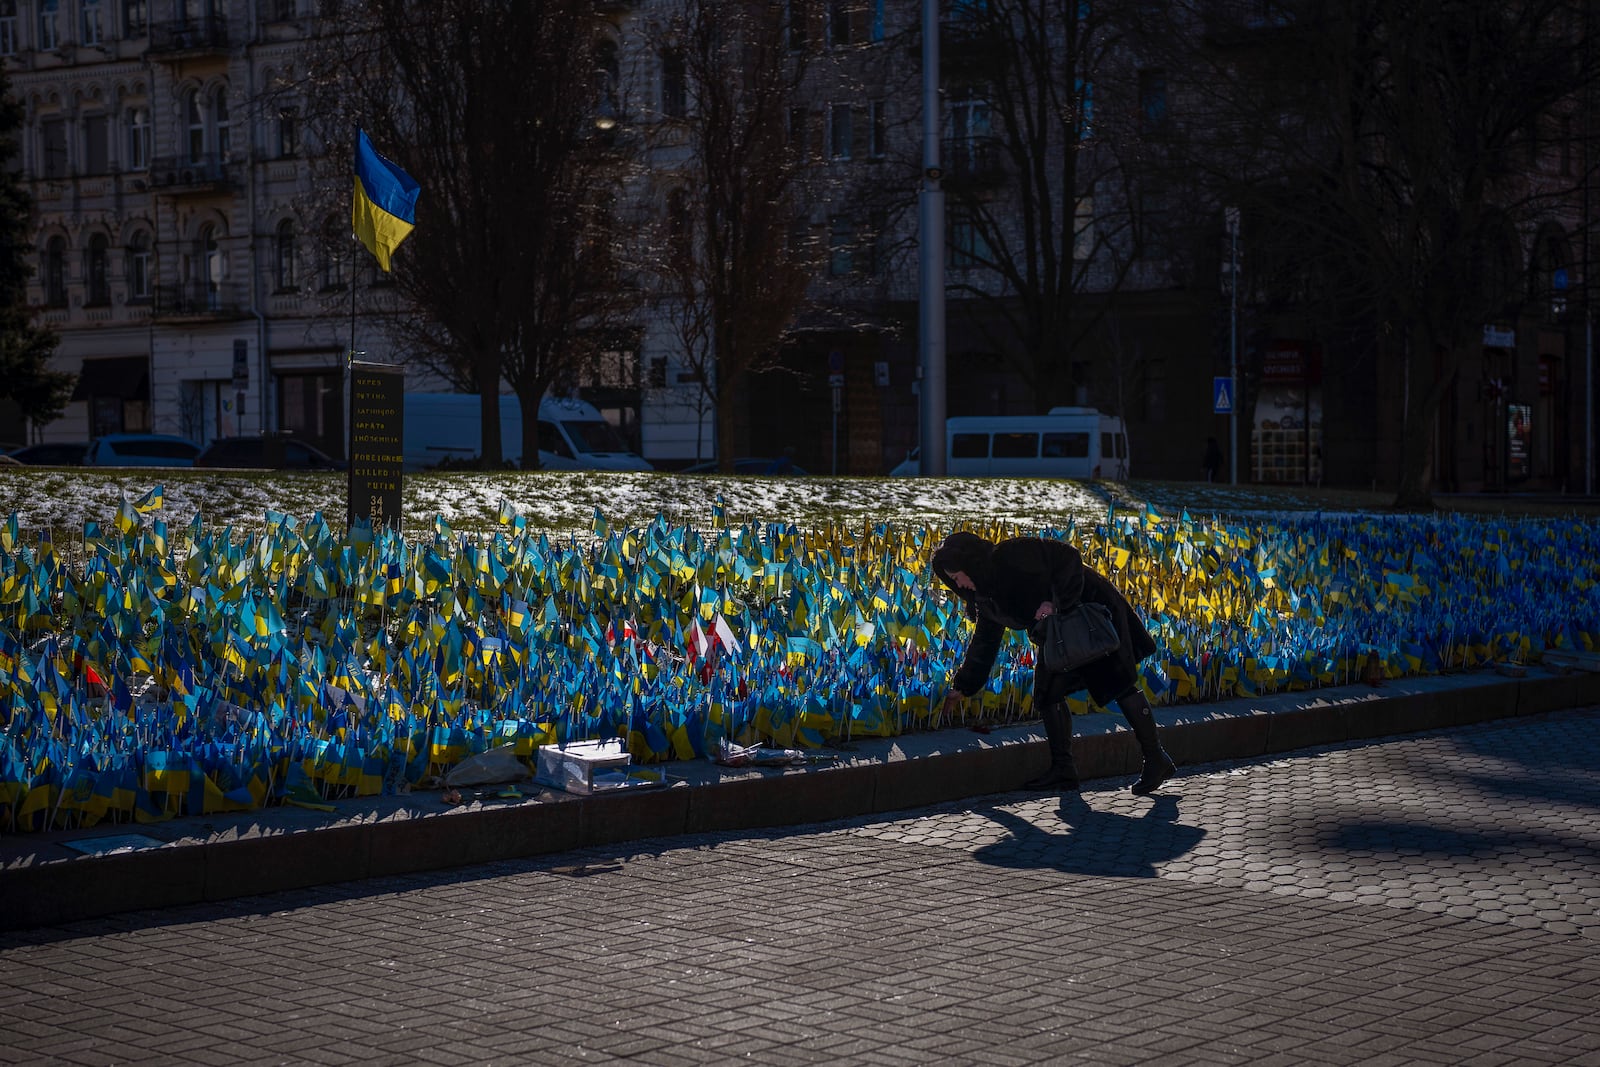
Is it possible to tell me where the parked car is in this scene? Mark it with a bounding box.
[83,434,201,468]
[680,457,809,476]
[8,441,88,465]
[195,435,342,470]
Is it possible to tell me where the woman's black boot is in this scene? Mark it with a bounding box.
[1024,702,1079,791]
[1119,693,1176,795]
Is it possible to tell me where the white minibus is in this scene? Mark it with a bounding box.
[891,407,1129,479]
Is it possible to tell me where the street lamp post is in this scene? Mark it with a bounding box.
[1225,206,1240,485]
[919,0,947,476]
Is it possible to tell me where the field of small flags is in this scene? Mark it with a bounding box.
[1,477,1597,834]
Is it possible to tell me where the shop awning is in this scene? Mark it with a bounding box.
[71,357,149,402]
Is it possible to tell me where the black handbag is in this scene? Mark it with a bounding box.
[1035,602,1120,674]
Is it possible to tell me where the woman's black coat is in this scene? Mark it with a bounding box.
[944,536,1156,705]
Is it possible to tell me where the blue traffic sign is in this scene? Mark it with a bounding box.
[1213,377,1234,414]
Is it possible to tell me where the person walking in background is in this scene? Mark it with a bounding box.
[932,531,1177,795]
[1203,436,1223,482]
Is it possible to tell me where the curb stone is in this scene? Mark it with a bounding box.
[2,665,1595,930]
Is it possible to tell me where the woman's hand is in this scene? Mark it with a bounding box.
[942,690,965,718]
[1034,600,1055,622]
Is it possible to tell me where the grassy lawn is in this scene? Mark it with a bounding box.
[4,466,1595,542]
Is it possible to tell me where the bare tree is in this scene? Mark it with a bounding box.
[1160,0,1600,506]
[640,0,820,470]
[301,0,636,467]
[933,0,1160,412]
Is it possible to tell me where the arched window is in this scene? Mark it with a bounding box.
[43,237,67,307]
[275,219,298,291]
[185,89,205,162]
[212,86,231,161]
[85,234,109,305]
[126,229,151,301]
[125,106,149,169]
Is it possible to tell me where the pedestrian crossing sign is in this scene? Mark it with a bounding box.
[1213,377,1234,414]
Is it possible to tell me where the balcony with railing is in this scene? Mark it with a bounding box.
[151,282,247,321]
[147,18,229,57]
[942,136,1006,187]
[149,155,236,195]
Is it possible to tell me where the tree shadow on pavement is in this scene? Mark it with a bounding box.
[972,792,1206,877]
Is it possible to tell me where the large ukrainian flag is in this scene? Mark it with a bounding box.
[351,129,421,272]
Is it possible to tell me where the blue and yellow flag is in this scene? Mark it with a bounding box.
[351,130,421,272]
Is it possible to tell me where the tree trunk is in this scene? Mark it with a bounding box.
[519,386,543,471]
[477,350,502,468]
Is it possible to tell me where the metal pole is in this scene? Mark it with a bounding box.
[1227,208,1239,485]
[919,0,947,476]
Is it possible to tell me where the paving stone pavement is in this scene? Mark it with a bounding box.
[2,708,1598,1066]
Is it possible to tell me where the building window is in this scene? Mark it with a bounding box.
[1139,189,1169,260]
[1143,358,1167,422]
[1074,196,1094,261]
[38,0,59,50]
[829,104,852,159]
[828,1,850,46]
[871,0,884,41]
[0,1,15,57]
[197,224,222,309]
[661,49,686,118]
[85,235,109,306]
[82,0,103,45]
[40,118,68,179]
[275,219,298,291]
[269,0,295,19]
[277,105,298,157]
[867,208,886,275]
[43,237,67,307]
[122,0,146,36]
[1075,77,1094,140]
[125,107,149,169]
[949,90,990,142]
[83,113,109,174]
[829,215,854,276]
[213,86,231,160]
[948,211,988,270]
[787,0,807,51]
[1139,68,1168,134]
[126,229,151,301]
[318,217,344,290]
[868,99,885,158]
[185,90,205,162]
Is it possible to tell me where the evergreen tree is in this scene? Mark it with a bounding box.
[0,64,70,433]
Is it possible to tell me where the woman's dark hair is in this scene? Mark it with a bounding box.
[931,531,995,592]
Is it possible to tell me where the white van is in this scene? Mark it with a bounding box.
[403,393,653,472]
[891,407,1129,479]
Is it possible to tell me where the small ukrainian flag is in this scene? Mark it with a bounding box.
[351,129,421,272]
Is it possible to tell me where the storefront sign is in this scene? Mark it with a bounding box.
[348,361,405,531]
[1483,325,1516,349]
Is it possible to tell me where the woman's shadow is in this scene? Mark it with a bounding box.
[972,792,1205,878]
